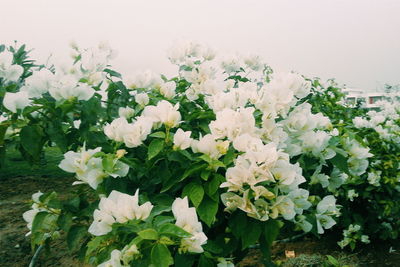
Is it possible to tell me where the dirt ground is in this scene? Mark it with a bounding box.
[0,175,85,267]
[1,175,400,267]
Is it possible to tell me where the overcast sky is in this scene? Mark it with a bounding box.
[2,0,400,91]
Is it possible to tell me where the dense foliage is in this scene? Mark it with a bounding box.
[0,42,399,266]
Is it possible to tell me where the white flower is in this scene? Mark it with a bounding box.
[88,209,115,236]
[2,91,31,113]
[134,93,149,106]
[243,54,263,71]
[104,117,130,142]
[142,100,181,128]
[347,189,358,201]
[118,107,135,119]
[315,195,339,234]
[89,190,153,236]
[98,249,127,267]
[58,146,129,190]
[192,134,229,159]
[173,128,192,150]
[367,171,381,186]
[221,56,242,73]
[271,196,296,220]
[209,107,256,140]
[49,75,94,101]
[0,51,23,83]
[172,197,207,253]
[126,70,162,89]
[159,81,176,99]
[22,68,55,97]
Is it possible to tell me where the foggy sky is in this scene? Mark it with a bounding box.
[2,0,400,91]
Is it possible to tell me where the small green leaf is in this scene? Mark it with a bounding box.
[149,131,166,139]
[20,125,44,159]
[182,182,204,208]
[151,244,173,267]
[229,211,248,239]
[67,225,87,251]
[104,68,122,78]
[102,154,115,173]
[180,163,208,181]
[159,223,192,238]
[263,219,281,247]
[138,228,159,240]
[326,255,340,266]
[242,220,261,249]
[57,213,73,232]
[148,139,164,160]
[329,153,350,174]
[197,196,218,227]
[200,170,211,181]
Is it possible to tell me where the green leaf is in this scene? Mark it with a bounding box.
[151,244,173,267]
[104,68,122,78]
[198,255,214,267]
[242,220,262,249]
[197,196,218,227]
[149,131,166,139]
[138,228,159,240]
[20,125,44,159]
[57,213,73,232]
[153,216,175,229]
[32,212,57,233]
[229,211,248,239]
[174,253,195,267]
[148,139,164,160]
[182,182,204,208]
[180,163,208,182]
[329,153,350,174]
[0,122,10,146]
[326,255,340,266]
[158,223,192,238]
[263,219,281,248]
[200,170,211,181]
[67,225,87,251]
[102,154,115,173]
[205,174,223,197]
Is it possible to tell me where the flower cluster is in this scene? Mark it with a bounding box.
[58,146,129,189]
[337,224,370,249]
[0,49,23,83]
[89,190,153,236]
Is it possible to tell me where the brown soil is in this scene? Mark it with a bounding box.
[238,236,400,267]
[1,175,400,267]
[0,175,85,267]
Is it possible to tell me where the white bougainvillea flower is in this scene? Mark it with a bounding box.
[49,75,95,101]
[22,68,55,97]
[89,190,153,236]
[0,50,23,82]
[134,92,149,106]
[104,117,130,142]
[118,107,135,119]
[172,197,207,253]
[191,134,229,159]
[97,249,127,267]
[159,81,176,99]
[126,70,162,89]
[142,100,181,128]
[315,195,340,234]
[2,91,31,113]
[173,128,192,150]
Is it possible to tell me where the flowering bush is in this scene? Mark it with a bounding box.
[305,79,400,248]
[0,41,399,265]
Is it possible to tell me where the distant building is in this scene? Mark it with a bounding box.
[342,88,399,109]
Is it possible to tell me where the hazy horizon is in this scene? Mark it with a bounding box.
[2,0,400,91]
